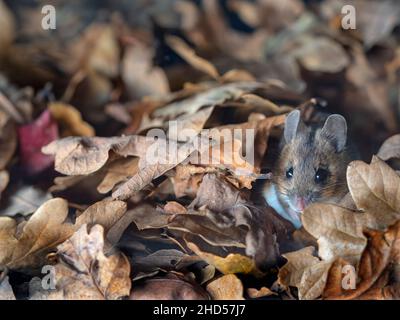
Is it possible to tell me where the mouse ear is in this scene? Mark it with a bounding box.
[284,110,301,143]
[320,114,347,152]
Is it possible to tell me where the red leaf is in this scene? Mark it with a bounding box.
[18,110,58,174]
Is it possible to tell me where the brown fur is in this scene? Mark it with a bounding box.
[273,125,350,204]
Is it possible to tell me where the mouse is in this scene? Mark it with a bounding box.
[263,109,351,228]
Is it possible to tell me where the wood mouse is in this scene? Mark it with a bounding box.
[263,110,351,228]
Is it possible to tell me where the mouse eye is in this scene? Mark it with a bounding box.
[286,167,294,179]
[315,168,329,183]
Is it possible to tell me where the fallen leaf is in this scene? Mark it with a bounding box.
[239,94,293,115]
[347,156,400,229]
[122,42,169,100]
[325,0,400,48]
[202,0,268,61]
[0,170,9,198]
[247,286,276,299]
[189,173,290,269]
[377,134,400,161]
[345,45,397,133]
[151,82,263,120]
[42,135,154,175]
[323,221,400,300]
[278,247,332,300]
[206,274,244,300]
[0,198,127,270]
[0,109,17,170]
[67,24,119,78]
[75,199,127,232]
[167,106,215,142]
[18,109,58,174]
[0,198,75,270]
[172,165,216,198]
[132,249,189,272]
[166,35,220,80]
[49,102,95,137]
[187,241,262,276]
[169,211,247,248]
[97,157,139,194]
[163,201,187,215]
[47,224,131,300]
[296,36,349,73]
[0,1,14,53]
[111,136,210,200]
[0,276,15,300]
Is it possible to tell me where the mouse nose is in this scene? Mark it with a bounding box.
[293,196,310,212]
[296,197,307,211]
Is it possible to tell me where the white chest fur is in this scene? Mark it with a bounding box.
[263,182,302,229]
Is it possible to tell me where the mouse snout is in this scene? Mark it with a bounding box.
[288,195,312,213]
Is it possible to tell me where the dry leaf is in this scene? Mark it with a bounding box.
[163,201,187,215]
[166,35,220,80]
[168,106,215,142]
[49,102,95,137]
[323,221,400,300]
[172,165,216,198]
[151,82,263,120]
[187,241,262,276]
[169,212,247,248]
[278,247,332,300]
[111,136,210,200]
[345,45,397,133]
[0,170,9,198]
[0,198,127,270]
[47,224,131,300]
[377,134,400,161]
[0,276,15,300]
[0,109,16,170]
[247,286,276,299]
[202,0,268,61]
[0,1,14,52]
[188,173,289,269]
[42,135,154,175]
[18,109,59,174]
[75,199,127,232]
[206,274,244,300]
[97,157,139,194]
[297,37,349,73]
[122,43,169,100]
[67,24,119,77]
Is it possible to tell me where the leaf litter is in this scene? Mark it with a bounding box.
[1,0,400,300]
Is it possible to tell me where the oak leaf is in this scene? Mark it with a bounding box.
[187,241,262,276]
[323,221,400,300]
[377,134,400,161]
[47,224,131,300]
[0,198,127,270]
[278,246,332,300]
[206,274,244,300]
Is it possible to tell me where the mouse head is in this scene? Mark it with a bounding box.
[274,110,349,213]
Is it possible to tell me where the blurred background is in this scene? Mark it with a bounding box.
[1,0,400,161]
